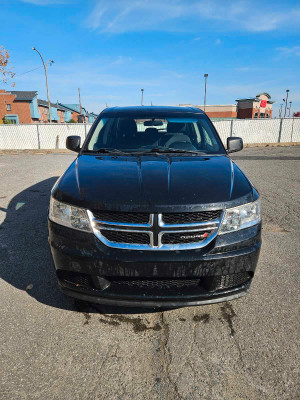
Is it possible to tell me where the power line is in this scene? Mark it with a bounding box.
[14,66,43,78]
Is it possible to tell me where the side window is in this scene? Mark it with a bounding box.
[198,120,219,151]
[88,119,107,150]
[202,128,213,146]
[193,122,202,145]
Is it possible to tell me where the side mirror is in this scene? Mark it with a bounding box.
[66,136,81,152]
[227,137,243,153]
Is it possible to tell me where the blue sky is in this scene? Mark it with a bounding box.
[1,0,300,115]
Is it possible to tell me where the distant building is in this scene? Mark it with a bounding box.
[0,90,40,123]
[58,103,97,123]
[59,103,81,122]
[179,104,237,119]
[236,93,275,119]
[180,93,275,120]
[0,89,98,123]
[87,112,98,123]
[38,99,68,123]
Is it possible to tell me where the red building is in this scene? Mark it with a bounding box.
[0,90,39,123]
[37,99,70,123]
[179,104,237,119]
[236,93,275,119]
[0,89,98,124]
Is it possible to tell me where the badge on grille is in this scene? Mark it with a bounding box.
[180,232,209,240]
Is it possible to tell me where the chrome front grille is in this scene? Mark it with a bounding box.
[93,211,150,225]
[162,210,222,225]
[88,210,222,251]
[100,230,151,245]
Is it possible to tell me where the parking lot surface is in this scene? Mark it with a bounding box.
[0,146,299,400]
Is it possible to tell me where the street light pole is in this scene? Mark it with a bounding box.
[279,104,283,118]
[141,89,144,106]
[32,47,54,123]
[284,89,290,118]
[204,74,208,112]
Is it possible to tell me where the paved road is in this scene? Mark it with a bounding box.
[0,147,299,400]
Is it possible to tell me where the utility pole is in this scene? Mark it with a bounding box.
[288,101,292,117]
[32,47,54,123]
[279,104,283,118]
[284,89,290,117]
[141,89,144,106]
[78,88,85,123]
[204,74,208,112]
[78,88,82,114]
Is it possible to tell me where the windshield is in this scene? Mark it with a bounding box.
[84,115,225,155]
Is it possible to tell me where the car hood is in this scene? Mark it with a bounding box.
[54,154,254,212]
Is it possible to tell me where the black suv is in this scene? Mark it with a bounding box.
[48,106,261,308]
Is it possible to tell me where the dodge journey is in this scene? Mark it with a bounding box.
[48,106,261,308]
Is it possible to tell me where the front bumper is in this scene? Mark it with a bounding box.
[48,220,261,307]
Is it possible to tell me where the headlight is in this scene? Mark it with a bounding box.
[219,199,261,234]
[49,197,91,232]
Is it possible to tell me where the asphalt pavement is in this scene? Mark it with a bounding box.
[0,146,299,400]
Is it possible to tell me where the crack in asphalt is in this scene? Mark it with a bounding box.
[159,312,183,400]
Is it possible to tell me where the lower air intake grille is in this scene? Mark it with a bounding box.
[208,272,251,291]
[111,278,201,289]
[58,271,92,288]
[93,211,149,224]
[162,210,222,224]
[101,230,150,245]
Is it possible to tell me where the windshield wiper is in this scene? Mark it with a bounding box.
[147,147,207,155]
[83,147,209,155]
[84,148,128,154]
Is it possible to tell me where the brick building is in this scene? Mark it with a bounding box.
[0,89,98,123]
[180,94,274,120]
[0,90,40,123]
[37,100,75,123]
[236,93,275,119]
[58,103,98,123]
[38,99,49,123]
[58,103,84,122]
[179,104,237,119]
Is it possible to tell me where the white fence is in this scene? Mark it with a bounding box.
[214,118,300,144]
[0,119,299,150]
[0,123,91,150]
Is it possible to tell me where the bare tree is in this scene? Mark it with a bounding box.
[0,45,15,86]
